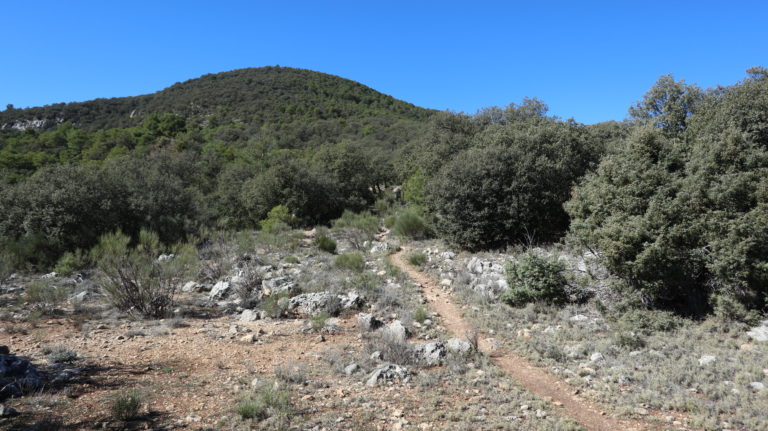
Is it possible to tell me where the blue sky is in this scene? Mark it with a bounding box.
[2,1,766,124]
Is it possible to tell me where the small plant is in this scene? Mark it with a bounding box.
[45,345,78,363]
[261,291,290,318]
[25,281,69,309]
[332,210,380,250]
[501,251,568,307]
[54,249,89,276]
[414,306,429,324]
[110,390,142,421]
[615,331,646,350]
[259,205,296,233]
[285,255,299,264]
[392,209,429,239]
[237,383,293,422]
[335,252,365,272]
[315,235,337,254]
[274,362,307,384]
[407,252,428,267]
[613,308,684,335]
[309,311,330,331]
[383,215,396,229]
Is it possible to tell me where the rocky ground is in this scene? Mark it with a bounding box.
[0,231,766,431]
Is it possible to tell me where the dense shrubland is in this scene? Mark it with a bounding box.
[0,66,766,318]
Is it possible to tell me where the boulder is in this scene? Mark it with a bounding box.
[288,292,340,316]
[446,338,473,355]
[365,364,410,386]
[209,280,230,300]
[379,320,409,343]
[240,309,262,322]
[181,281,200,293]
[339,291,365,310]
[413,342,446,365]
[262,277,299,296]
[0,354,44,400]
[358,313,383,331]
[747,321,768,342]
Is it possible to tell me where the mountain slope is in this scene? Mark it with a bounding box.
[0,66,434,131]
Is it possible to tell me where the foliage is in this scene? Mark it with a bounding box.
[414,306,429,324]
[110,390,143,421]
[425,115,599,250]
[335,252,365,272]
[24,281,69,309]
[259,205,296,233]
[567,69,768,313]
[261,292,291,318]
[407,252,428,267]
[314,235,337,254]
[501,252,568,307]
[628,74,703,137]
[45,345,78,364]
[54,249,88,276]
[391,208,430,240]
[91,229,198,318]
[332,210,380,250]
[237,383,293,422]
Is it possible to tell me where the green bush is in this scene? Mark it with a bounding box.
[414,306,428,324]
[45,345,78,363]
[259,205,296,233]
[391,209,429,240]
[237,383,293,422]
[383,215,396,229]
[25,281,69,309]
[335,252,365,272]
[91,229,198,318]
[501,252,568,307]
[613,308,684,335]
[407,252,427,267]
[424,118,599,250]
[314,235,337,254]
[110,390,142,421]
[54,249,88,276]
[261,291,290,318]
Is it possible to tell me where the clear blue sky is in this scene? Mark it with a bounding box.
[2,1,766,124]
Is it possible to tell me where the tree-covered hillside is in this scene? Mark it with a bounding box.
[0,66,432,131]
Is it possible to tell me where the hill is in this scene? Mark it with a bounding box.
[0,66,433,131]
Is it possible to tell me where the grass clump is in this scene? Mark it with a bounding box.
[407,252,428,267]
[45,345,78,363]
[25,281,69,309]
[309,311,330,331]
[110,390,142,421]
[501,251,568,307]
[237,383,293,423]
[414,306,429,324]
[335,252,365,272]
[314,235,337,254]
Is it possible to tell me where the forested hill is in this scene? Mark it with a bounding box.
[1,66,433,131]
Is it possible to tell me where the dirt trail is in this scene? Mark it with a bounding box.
[391,247,660,431]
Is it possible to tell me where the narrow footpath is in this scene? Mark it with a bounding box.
[391,247,662,431]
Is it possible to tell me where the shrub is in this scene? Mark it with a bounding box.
[237,383,293,422]
[335,252,365,272]
[110,390,142,421]
[613,308,684,335]
[332,210,380,250]
[407,252,428,267]
[314,235,337,254]
[392,209,429,240]
[501,252,567,307]
[309,311,330,332]
[25,281,69,309]
[425,119,599,250]
[91,229,198,318]
[54,249,88,276]
[259,205,296,233]
[414,306,428,324]
[45,345,78,363]
[261,291,290,318]
[383,215,396,229]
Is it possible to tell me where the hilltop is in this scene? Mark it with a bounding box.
[0,66,433,131]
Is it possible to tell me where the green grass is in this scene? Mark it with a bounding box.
[335,252,365,272]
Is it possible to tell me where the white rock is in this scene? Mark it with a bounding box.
[747,321,768,342]
[590,352,605,362]
[698,355,717,366]
[749,382,765,392]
